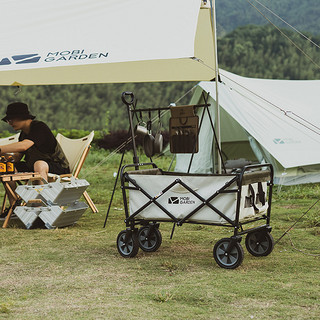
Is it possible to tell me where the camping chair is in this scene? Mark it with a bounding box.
[0,133,20,214]
[50,131,98,213]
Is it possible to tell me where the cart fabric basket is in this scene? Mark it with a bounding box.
[128,173,268,224]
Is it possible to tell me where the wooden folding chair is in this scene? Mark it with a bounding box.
[50,131,98,213]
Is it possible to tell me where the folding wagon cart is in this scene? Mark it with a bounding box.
[112,92,275,269]
[117,162,274,269]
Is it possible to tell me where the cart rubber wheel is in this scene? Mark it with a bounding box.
[245,231,274,257]
[213,238,244,269]
[117,230,139,258]
[138,226,162,252]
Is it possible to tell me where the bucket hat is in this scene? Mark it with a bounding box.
[2,102,36,122]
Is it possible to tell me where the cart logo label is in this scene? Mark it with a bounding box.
[168,196,196,205]
[168,197,179,204]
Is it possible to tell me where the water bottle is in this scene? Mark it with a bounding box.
[0,156,7,175]
[6,156,15,174]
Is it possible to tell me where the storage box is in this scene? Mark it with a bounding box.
[38,202,88,229]
[15,178,89,206]
[14,177,90,229]
[14,206,43,229]
[15,184,47,203]
[39,179,89,206]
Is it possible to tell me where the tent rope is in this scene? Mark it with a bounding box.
[219,70,320,136]
[274,198,320,257]
[193,61,320,136]
[287,232,320,257]
[194,1,320,74]
[274,198,320,245]
[246,0,320,70]
[250,0,320,50]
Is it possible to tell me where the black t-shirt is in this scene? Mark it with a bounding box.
[19,120,57,154]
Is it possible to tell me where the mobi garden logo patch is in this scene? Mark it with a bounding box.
[0,49,109,66]
[168,196,196,205]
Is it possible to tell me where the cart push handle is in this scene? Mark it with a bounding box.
[239,163,274,185]
[121,92,135,106]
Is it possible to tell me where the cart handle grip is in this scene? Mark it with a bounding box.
[120,162,158,179]
[239,163,274,187]
[121,92,135,106]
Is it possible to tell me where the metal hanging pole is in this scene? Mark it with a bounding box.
[103,151,125,228]
[121,92,139,167]
[210,0,222,174]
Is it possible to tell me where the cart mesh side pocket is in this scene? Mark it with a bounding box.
[240,183,268,220]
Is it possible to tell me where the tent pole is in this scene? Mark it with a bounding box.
[210,0,222,173]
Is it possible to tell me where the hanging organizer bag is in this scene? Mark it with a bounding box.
[169,105,199,153]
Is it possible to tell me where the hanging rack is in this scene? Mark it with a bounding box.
[104,91,225,228]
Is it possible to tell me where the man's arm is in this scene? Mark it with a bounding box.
[0,139,34,155]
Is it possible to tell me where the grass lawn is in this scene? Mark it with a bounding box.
[1,150,319,319]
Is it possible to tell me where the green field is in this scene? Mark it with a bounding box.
[1,150,319,319]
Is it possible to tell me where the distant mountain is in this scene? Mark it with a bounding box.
[216,0,320,36]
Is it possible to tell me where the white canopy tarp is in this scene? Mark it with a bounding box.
[176,70,320,185]
[0,0,216,85]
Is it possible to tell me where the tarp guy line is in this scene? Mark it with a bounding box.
[247,0,320,70]
[219,70,320,136]
[251,0,320,50]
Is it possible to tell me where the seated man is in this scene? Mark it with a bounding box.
[0,102,70,181]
